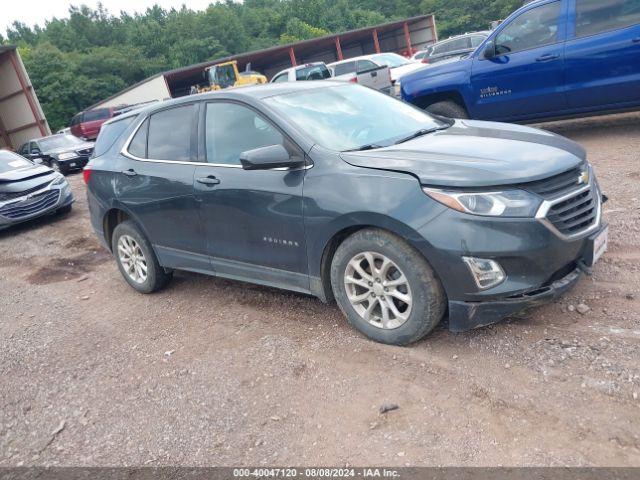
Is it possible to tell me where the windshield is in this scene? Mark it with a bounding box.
[38,134,85,151]
[370,53,410,68]
[0,150,33,173]
[295,65,332,81]
[264,84,446,151]
[212,64,237,88]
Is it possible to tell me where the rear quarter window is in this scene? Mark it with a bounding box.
[93,116,136,158]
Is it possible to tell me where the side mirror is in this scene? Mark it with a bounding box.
[482,40,496,60]
[239,145,304,171]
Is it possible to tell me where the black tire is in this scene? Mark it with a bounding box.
[57,204,72,215]
[330,228,446,345]
[111,220,172,294]
[426,100,469,119]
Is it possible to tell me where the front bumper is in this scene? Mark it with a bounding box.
[59,156,89,171]
[0,182,74,229]
[447,266,582,332]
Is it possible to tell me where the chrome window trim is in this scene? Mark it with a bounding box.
[535,167,602,241]
[120,108,312,171]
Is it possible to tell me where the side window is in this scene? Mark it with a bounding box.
[470,35,486,47]
[94,117,135,158]
[446,37,471,52]
[147,105,194,161]
[205,102,284,166]
[357,59,379,73]
[334,61,356,76]
[18,143,29,155]
[128,119,148,158]
[495,1,561,55]
[432,41,449,55]
[272,73,289,83]
[29,141,40,153]
[576,0,640,37]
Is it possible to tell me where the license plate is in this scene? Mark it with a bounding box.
[69,163,76,167]
[592,225,608,265]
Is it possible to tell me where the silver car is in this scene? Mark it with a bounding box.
[0,150,73,230]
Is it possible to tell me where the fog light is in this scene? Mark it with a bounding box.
[462,257,505,290]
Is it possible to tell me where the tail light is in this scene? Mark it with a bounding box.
[349,76,358,83]
[422,58,430,64]
[83,167,92,185]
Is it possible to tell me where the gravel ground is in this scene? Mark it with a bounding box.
[1,113,639,467]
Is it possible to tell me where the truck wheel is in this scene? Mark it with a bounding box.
[112,220,172,294]
[426,100,469,119]
[330,228,446,345]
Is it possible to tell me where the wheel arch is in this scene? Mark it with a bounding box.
[413,90,469,113]
[102,203,152,253]
[312,213,441,304]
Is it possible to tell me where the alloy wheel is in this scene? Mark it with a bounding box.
[117,235,148,284]
[344,251,412,329]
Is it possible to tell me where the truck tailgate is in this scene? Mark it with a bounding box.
[357,66,392,92]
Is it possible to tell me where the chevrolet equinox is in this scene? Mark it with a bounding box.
[85,82,608,345]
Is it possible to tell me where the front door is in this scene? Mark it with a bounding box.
[194,101,309,292]
[115,103,209,272]
[470,0,566,121]
[564,0,640,109]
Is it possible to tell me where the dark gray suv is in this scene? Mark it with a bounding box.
[85,82,607,345]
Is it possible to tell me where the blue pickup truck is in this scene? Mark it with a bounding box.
[400,0,640,122]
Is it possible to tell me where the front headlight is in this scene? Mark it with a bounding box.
[58,152,76,160]
[52,173,68,187]
[423,187,541,217]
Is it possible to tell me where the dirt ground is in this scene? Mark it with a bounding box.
[1,113,639,467]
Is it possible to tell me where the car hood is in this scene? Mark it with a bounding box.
[43,142,94,156]
[0,163,53,184]
[390,62,426,81]
[339,120,586,187]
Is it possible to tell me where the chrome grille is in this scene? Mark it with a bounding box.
[0,181,52,202]
[547,186,598,236]
[0,190,60,219]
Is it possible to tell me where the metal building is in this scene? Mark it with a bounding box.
[0,45,51,150]
[92,14,438,109]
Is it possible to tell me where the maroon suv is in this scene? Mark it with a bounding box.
[70,107,116,140]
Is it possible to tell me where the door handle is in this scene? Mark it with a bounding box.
[122,169,137,177]
[196,176,220,186]
[535,54,559,62]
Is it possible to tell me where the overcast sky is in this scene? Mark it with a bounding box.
[2,0,215,37]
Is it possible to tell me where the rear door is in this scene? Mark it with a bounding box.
[470,0,567,120]
[564,0,640,109]
[116,103,208,272]
[193,100,309,292]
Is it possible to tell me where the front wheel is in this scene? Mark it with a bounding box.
[112,220,172,293]
[426,100,468,119]
[330,229,446,345]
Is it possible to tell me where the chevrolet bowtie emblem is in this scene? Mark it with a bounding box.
[578,170,589,185]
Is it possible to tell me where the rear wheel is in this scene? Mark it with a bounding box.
[112,220,172,293]
[330,229,446,345]
[426,100,468,119]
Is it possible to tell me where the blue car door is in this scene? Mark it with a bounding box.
[564,0,640,109]
[193,100,309,293]
[470,0,567,121]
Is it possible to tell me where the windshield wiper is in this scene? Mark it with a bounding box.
[342,144,385,152]
[394,124,451,145]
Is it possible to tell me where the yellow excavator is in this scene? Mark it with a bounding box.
[190,60,267,94]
